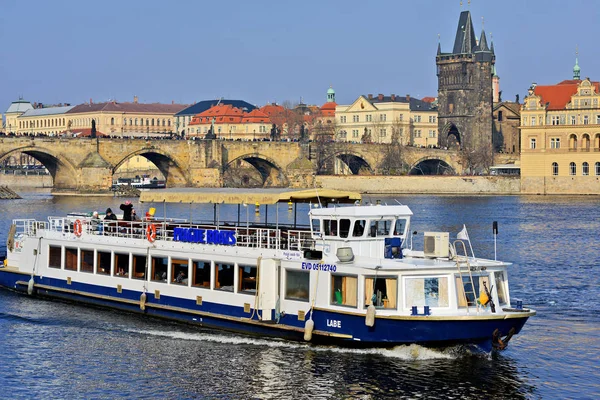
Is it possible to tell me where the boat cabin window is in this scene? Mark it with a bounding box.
[311,218,320,236]
[151,256,168,282]
[81,249,94,273]
[352,220,366,237]
[192,260,211,288]
[405,277,449,307]
[339,219,351,238]
[132,254,147,279]
[97,251,111,275]
[394,219,407,236]
[65,247,77,271]
[365,276,397,309]
[285,270,309,302]
[238,265,257,294]
[114,253,130,278]
[331,274,358,307]
[494,272,508,306]
[215,262,234,291]
[48,246,61,269]
[368,219,393,237]
[171,259,188,285]
[456,274,490,307]
[323,219,338,237]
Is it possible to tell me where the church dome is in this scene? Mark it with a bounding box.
[327,87,335,95]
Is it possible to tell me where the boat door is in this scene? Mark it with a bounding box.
[258,258,279,321]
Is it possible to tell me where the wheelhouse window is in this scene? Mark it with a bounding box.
[192,260,211,288]
[285,270,309,301]
[132,254,147,279]
[456,275,490,307]
[405,277,449,307]
[81,249,94,273]
[65,247,77,271]
[323,219,338,237]
[365,277,397,309]
[394,219,407,236]
[494,272,508,306]
[311,219,321,236]
[171,258,188,285]
[331,274,357,307]
[114,253,129,278]
[151,256,168,282]
[48,246,61,269]
[97,251,111,275]
[238,265,257,294]
[368,219,393,237]
[552,162,559,176]
[338,219,351,238]
[352,220,366,237]
[215,262,234,291]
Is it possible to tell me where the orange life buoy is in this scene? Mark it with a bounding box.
[146,224,157,242]
[73,219,83,237]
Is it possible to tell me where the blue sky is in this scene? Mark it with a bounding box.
[1,0,598,112]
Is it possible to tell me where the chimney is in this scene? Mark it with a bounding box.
[378,93,384,101]
[406,94,410,101]
[133,95,139,104]
[171,100,174,105]
[391,94,396,101]
[90,98,93,104]
[368,94,373,100]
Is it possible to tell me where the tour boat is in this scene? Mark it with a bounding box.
[0,188,534,351]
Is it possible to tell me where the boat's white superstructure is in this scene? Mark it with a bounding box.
[0,188,534,349]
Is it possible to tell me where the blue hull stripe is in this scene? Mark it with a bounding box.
[0,270,530,347]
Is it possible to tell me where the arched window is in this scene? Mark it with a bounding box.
[583,162,589,176]
[62,118,65,126]
[111,117,115,126]
[151,118,154,126]
[552,162,559,176]
[168,119,171,127]
[162,119,165,126]
[569,134,578,150]
[135,118,138,126]
[146,119,149,126]
[582,133,591,150]
[570,162,576,175]
[596,162,600,176]
[123,118,127,125]
[129,118,132,126]
[595,133,600,150]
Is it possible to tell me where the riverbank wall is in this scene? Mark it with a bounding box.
[316,176,521,195]
[0,174,53,188]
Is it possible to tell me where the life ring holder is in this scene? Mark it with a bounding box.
[146,224,157,242]
[73,220,83,237]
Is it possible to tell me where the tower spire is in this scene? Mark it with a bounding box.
[437,33,441,55]
[573,46,581,80]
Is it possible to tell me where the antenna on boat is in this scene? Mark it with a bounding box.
[313,180,322,208]
[493,221,498,261]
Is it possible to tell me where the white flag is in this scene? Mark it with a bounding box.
[457,225,469,241]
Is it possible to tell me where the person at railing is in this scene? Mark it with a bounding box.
[104,208,117,234]
[90,211,101,233]
[131,208,140,221]
[120,200,133,221]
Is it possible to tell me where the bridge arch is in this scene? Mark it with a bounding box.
[332,151,373,175]
[113,149,189,187]
[408,156,456,175]
[223,154,288,188]
[0,146,78,189]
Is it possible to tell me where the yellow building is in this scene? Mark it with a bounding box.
[7,96,186,136]
[335,94,438,146]
[520,66,600,194]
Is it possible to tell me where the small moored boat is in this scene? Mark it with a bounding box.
[0,188,534,350]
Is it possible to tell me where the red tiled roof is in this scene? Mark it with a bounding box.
[62,128,106,137]
[190,104,248,125]
[534,80,600,110]
[241,109,270,123]
[259,104,285,116]
[67,102,187,115]
[320,101,337,117]
[421,97,436,103]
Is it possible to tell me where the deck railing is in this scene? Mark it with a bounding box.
[15,217,314,252]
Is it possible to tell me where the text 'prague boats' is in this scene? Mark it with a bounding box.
[0,188,535,351]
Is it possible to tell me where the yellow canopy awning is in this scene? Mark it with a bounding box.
[139,188,361,205]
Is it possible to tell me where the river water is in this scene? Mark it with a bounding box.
[0,191,598,399]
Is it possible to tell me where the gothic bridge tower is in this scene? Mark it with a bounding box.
[436,11,495,152]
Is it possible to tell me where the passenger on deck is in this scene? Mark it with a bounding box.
[104,208,117,234]
[120,200,133,221]
[90,211,101,232]
[104,208,117,221]
[131,208,140,221]
[175,271,186,284]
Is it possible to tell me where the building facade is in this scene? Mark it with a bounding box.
[520,68,600,194]
[335,94,437,146]
[492,101,521,154]
[174,99,256,137]
[436,10,495,152]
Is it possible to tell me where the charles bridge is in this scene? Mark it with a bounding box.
[0,136,463,192]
